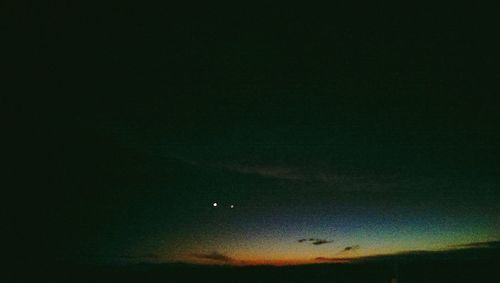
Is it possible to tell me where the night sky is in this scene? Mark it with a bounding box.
[6,3,499,266]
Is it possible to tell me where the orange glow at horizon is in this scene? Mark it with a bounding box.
[182,256,353,266]
[240,258,351,266]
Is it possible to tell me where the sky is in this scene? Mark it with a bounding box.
[6,3,499,266]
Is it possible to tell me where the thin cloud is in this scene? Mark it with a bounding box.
[191,252,234,263]
[341,245,360,252]
[448,240,500,249]
[315,257,350,263]
[313,239,334,245]
[298,238,334,245]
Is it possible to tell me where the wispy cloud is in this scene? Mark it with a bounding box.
[176,156,401,193]
[212,161,399,193]
[221,164,304,181]
[191,252,234,263]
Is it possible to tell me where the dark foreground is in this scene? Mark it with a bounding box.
[7,259,498,283]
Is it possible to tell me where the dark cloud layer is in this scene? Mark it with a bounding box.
[448,240,500,249]
[316,240,500,262]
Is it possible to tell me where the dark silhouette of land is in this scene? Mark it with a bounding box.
[9,244,499,283]
[8,260,498,283]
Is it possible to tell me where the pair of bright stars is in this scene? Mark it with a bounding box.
[213,202,235,208]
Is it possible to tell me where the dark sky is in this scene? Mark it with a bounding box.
[6,3,499,265]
